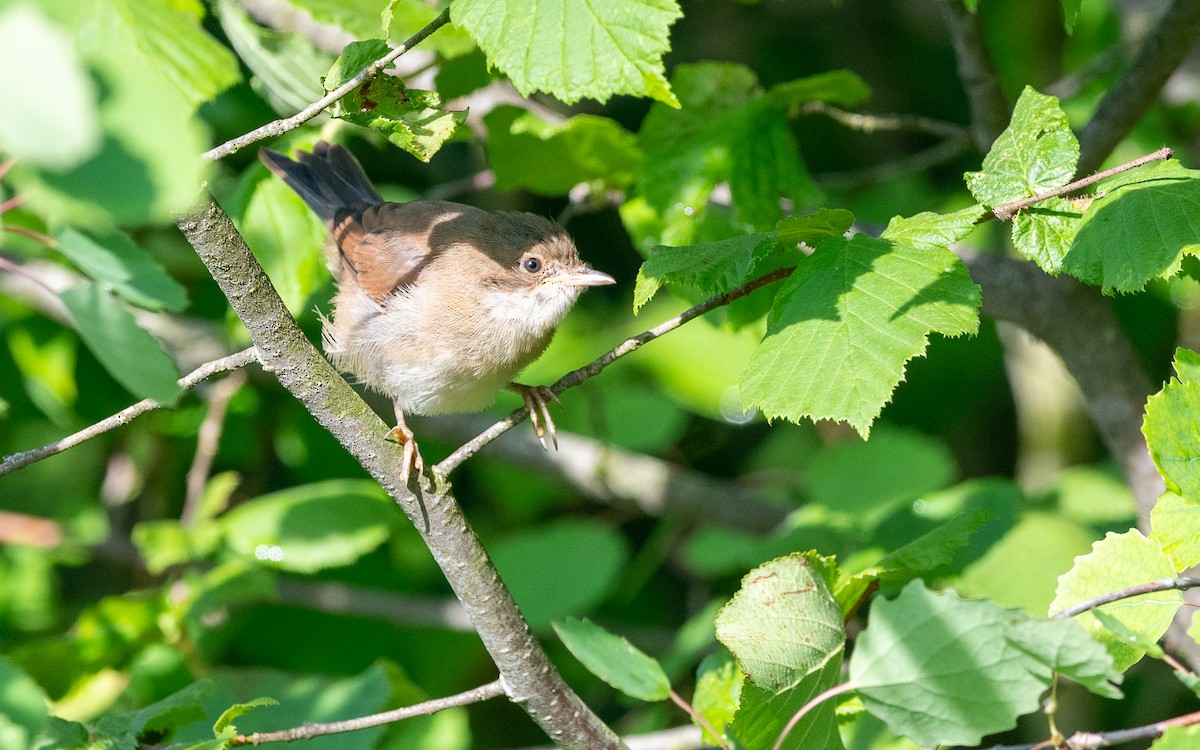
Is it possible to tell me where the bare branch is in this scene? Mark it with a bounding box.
[937,0,1009,151]
[990,147,1173,221]
[202,8,451,161]
[1051,576,1200,620]
[176,195,625,750]
[233,679,506,745]
[990,709,1200,750]
[274,578,473,631]
[801,100,971,141]
[1077,0,1200,175]
[0,348,260,478]
[435,266,795,476]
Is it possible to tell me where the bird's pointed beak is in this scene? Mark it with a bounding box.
[547,267,617,287]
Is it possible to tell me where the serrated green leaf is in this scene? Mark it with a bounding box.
[730,666,845,750]
[1050,530,1181,671]
[453,0,681,106]
[212,697,278,734]
[692,650,742,745]
[285,0,388,40]
[485,106,642,196]
[553,617,670,702]
[850,582,1050,747]
[777,208,855,248]
[55,228,188,312]
[876,508,991,579]
[715,554,844,693]
[220,480,393,573]
[1005,618,1122,699]
[75,0,241,111]
[59,283,183,406]
[740,234,980,436]
[1010,196,1084,274]
[490,520,628,630]
[965,86,1078,206]
[1063,161,1200,292]
[0,7,100,169]
[634,233,774,312]
[1150,492,1200,570]
[95,680,214,741]
[880,205,985,252]
[1143,348,1200,500]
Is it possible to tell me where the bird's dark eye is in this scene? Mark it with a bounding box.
[522,257,543,273]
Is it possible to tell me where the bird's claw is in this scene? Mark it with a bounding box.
[513,384,559,451]
[388,423,424,484]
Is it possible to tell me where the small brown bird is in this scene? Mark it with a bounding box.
[260,142,615,482]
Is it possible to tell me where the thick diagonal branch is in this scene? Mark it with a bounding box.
[176,195,624,750]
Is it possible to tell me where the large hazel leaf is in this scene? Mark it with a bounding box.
[716,554,846,750]
[1150,492,1200,570]
[880,205,985,252]
[850,582,1054,747]
[59,283,184,406]
[485,106,642,196]
[1050,530,1181,671]
[634,233,774,312]
[1063,161,1200,292]
[965,86,1078,206]
[1004,618,1122,699]
[453,0,682,106]
[1010,196,1084,274]
[740,234,980,436]
[553,617,670,702]
[1143,348,1200,500]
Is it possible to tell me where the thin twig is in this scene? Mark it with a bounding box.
[3,224,54,246]
[0,194,24,214]
[202,8,451,161]
[182,369,247,526]
[1051,576,1200,620]
[233,679,506,745]
[802,101,970,141]
[770,681,856,750]
[0,157,16,181]
[0,255,60,298]
[990,147,1173,221]
[989,709,1200,750]
[0,348,259,477]
[434,266,795,476]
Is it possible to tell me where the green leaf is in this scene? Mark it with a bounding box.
[282,0,389,40]
[730,666,845,750]
[634,233,774,312]
[73,0,241,111]
[1004,618,1122,699]
[490,520,628,630]
[31,717,90,750]
[740,234,980,436]
[212,697,278,735]
[1050,530,1181,671]
[59,283,184,406]
[95,680,214,742]
[484,107,642,196]
[55,228,189,312]
[777,208,855,248]
[214,0,332,115]
[453,0,682,106]
[965,86,1079,206]
[715,554,844,693]
[850,581,1050,747]
[874,507,992,580]
[220,480,394,573]
[327,41,464,162]
[553,617,670,702]
[1010,196,1084,274]
[0,657,49,749]
[1143,348,1200,500]
[0,6,99,169]
[766,69,871,112]
[692,650,742,746]
[881,205,986,252]
[1153,726,1200,750]
[1064,161,1200,291]
[1150,492,1200,570]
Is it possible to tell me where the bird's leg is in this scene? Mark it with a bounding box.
[388,401,423,484]
[508,383,560,450]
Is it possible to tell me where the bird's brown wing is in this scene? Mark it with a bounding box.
[332,202,441,302]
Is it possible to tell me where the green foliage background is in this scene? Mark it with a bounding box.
[1,0,1200,748]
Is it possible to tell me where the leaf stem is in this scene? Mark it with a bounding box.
[770,681,856,750]
[667,689,729,750]
[1051,575,1200,620]
[990,146,1172,221]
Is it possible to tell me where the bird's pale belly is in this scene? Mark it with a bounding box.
[384,360,514,416]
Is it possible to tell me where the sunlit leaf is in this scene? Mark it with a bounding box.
[553,617,670,702]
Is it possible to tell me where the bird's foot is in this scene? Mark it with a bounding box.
[510,383,560,450]
[387,407,423,484]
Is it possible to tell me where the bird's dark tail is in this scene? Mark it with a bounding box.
[259,142,382,223]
